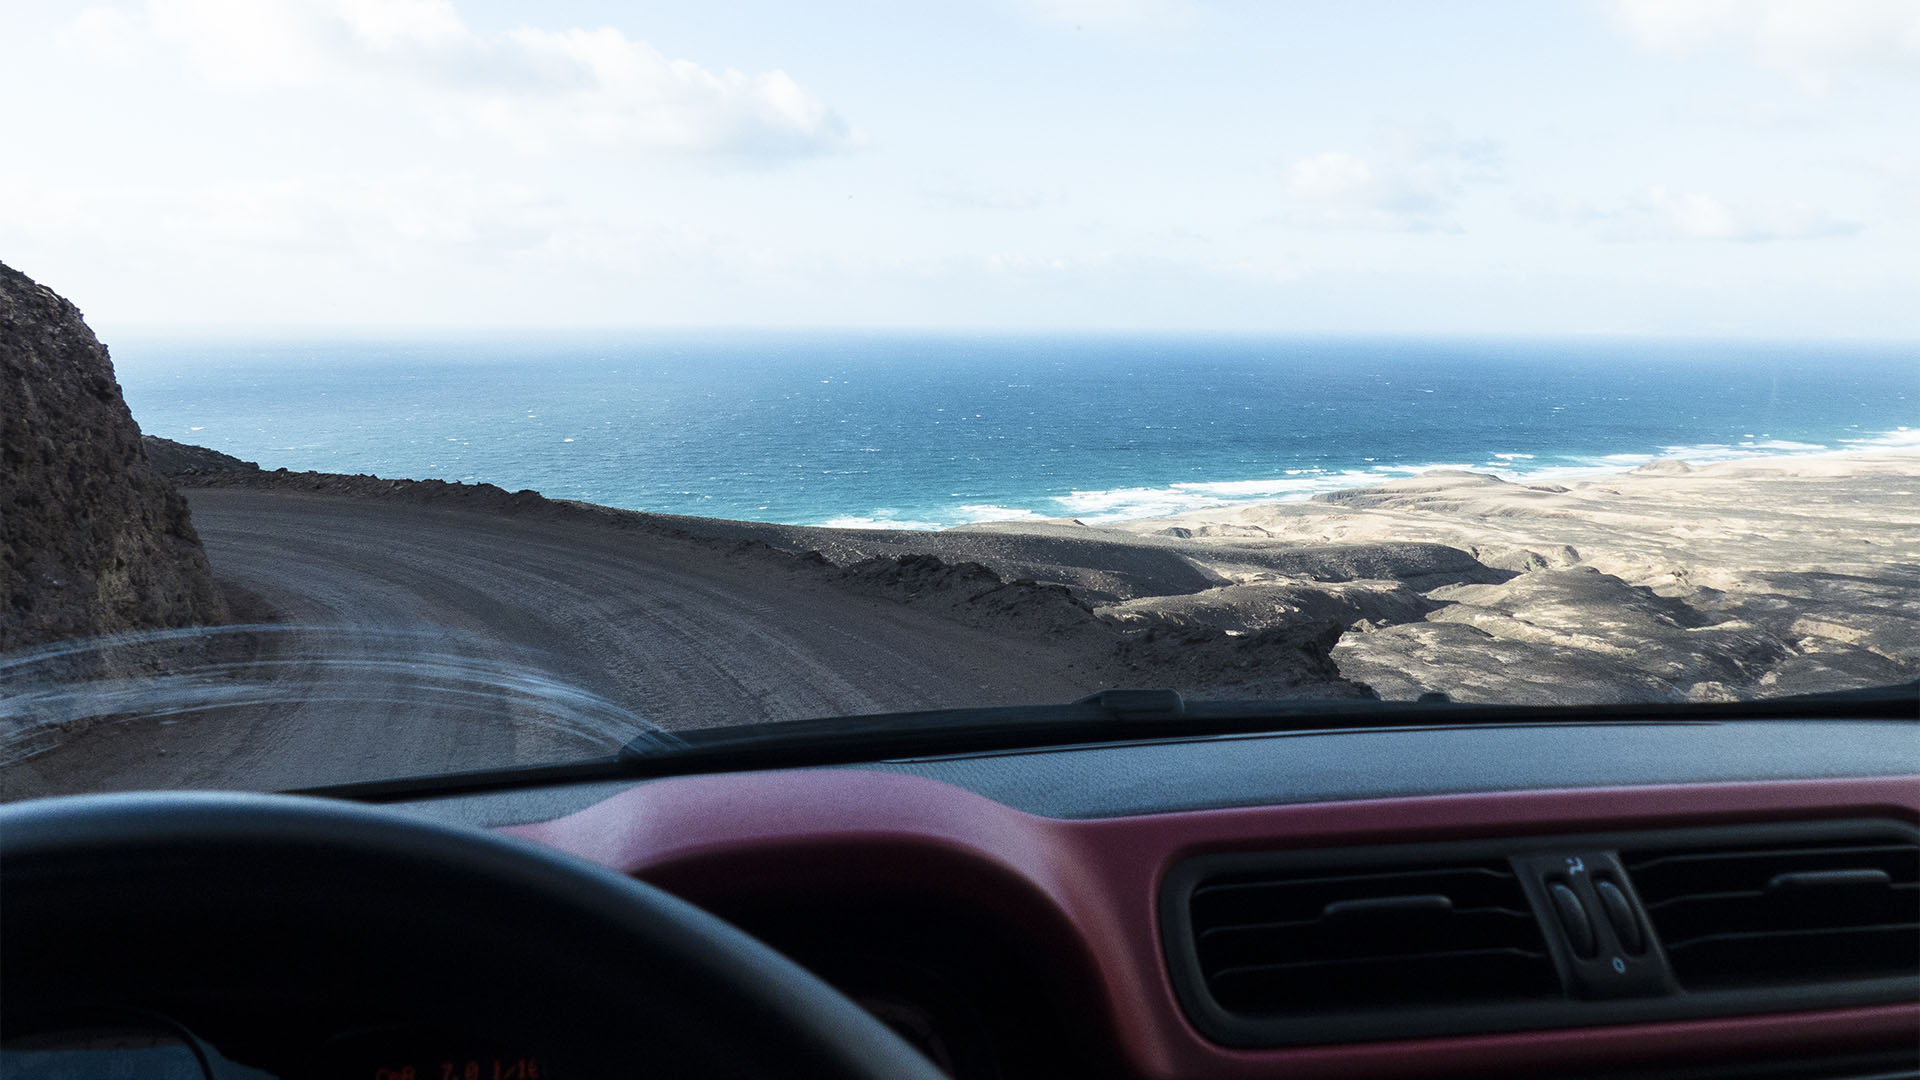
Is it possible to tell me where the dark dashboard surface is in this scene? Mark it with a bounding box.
[390,718,1920,827]
[8,715,1913,1080]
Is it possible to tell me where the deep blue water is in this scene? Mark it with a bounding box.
[112,333,1918,528]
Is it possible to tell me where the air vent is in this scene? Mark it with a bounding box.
[1624,833,1920,991]
[1185,857,1557,1015]
[1165,825,1919,1048]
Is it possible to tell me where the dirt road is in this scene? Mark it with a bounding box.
[5,490,1094,796]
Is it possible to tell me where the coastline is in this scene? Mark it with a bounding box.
[158,439,1920,707]
[14,436,1911,794]
[118,332,1920,532]
[814,426,1920,530]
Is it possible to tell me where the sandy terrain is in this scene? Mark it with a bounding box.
[545,448,1917,706]
[1086,449,1920,703]
[6,446,1913,797]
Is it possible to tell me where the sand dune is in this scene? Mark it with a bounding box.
[998,449,1920,703]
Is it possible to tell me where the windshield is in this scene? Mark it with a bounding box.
[3,2,1916,798]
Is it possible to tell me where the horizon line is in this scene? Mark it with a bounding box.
[93,324,1920,347]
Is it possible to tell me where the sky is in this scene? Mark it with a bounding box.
[2,0,1918,337]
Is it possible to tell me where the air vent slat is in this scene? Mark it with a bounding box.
[1661,925,1917,987]
[1210,947,1556,1012]
[1649,882,1916,943]
[1199,908,1541,966]
[1625,833,1919,991]
[1664,922,1919,952]
[1199,904,1533,938]
[1185,857,1555,1016]
[1214,944,1550,976]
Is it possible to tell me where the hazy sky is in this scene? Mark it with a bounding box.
[4,0,1917,336]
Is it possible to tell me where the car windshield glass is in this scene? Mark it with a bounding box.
[2,2,1915,798]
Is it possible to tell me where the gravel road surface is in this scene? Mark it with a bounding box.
[4,490,1094,796]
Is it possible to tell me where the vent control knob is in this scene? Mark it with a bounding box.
[1548,882,1598,958]
[1593,879,1645,954]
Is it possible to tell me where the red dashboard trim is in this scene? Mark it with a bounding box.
[505,772,1920,1078]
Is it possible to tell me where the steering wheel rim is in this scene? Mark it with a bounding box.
[0,791,949,1080]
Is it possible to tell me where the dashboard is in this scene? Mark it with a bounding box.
[3,717,1917,1079]
[479,718,1916,1077]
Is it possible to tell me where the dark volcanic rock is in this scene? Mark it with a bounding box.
[840,551,1009,598]
[838,553,1103,640]
[1102,580,1443,634]
[1190,541,1513,590]
[1110,619,1371,701]
[142,436,259,476]
[1,263,227,651]
[838,552,1373,700]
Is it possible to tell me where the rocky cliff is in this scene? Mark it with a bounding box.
[140,435,259,477]
[1,262,227,652]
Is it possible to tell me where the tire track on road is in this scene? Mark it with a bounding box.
[10,490,1092,795]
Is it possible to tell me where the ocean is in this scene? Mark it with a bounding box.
[112,333,1918,529]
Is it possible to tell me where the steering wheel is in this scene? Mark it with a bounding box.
[0,792,950,1079]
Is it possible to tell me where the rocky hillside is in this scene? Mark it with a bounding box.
[1,262,227,652]
[140,435,258,476]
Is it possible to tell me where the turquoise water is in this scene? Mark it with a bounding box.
[113,333,1918,528]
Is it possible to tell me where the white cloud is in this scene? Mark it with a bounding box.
[0,172,563,262]
[1276,127,1497,232]
[1521,185,1862,242]
[1284,151,1374,201]
[1612,0,1920,85]
[57,6,145,60]
[0,168,764,325]
[1281,151,1447,231]
[79,0,858,160]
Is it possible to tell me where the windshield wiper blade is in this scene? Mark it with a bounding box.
[618,678,1919,764]
[1073,688,1189,719]
[293,680,1916,803]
